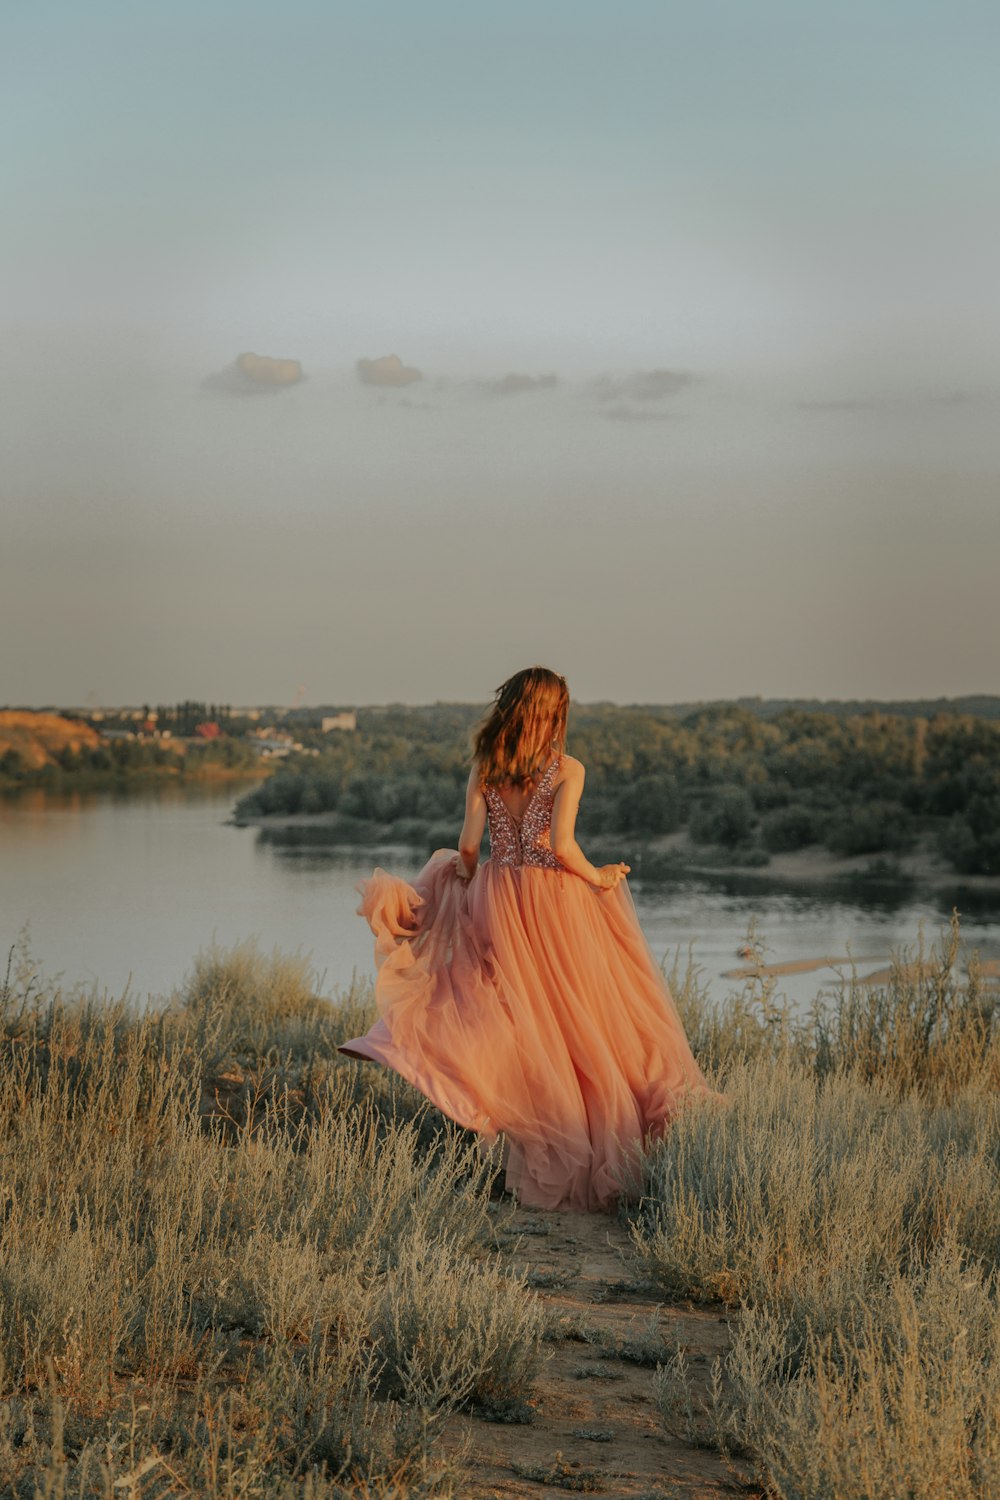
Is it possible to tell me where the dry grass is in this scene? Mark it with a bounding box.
[637,910,1000,1497]
[0,935,542,1497]
[4,908,1000,1496]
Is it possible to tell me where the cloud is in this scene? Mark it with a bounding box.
[592,369,695,403]
[203,351,305,395]
[356,354,422,388]
[482,372,558,397]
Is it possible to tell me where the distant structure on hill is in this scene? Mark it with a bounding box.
[321,712,357,732]
[247,727,298,758]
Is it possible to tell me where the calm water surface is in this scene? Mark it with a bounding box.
[3,781,999,1011]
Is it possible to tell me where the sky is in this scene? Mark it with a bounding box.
[3,0,998,708]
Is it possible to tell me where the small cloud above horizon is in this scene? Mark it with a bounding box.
[203,351,305,395]
[481,372,558,397]
[356,354,423,388]
[592,369,695,403]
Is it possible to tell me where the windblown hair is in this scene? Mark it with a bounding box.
[473,666,569,788]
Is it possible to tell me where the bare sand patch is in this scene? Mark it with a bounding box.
[650,831,1000,897]
[721,955,885,981]
[722,954,1000,987]
[856,961,945,987]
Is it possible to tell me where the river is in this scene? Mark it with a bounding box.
[2,780,999,1012]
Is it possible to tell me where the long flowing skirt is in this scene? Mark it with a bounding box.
[338,850,715,1212]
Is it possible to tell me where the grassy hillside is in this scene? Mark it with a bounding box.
[0,710,264,788]
[0,709,102,770]
[0,915,997,1495]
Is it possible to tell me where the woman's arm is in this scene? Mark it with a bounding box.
[551,758,630,890]
[455,765,487,879]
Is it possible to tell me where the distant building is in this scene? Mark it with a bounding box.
[321,712,357,732]
[248,730,299,757]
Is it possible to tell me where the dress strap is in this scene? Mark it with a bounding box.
[524,754,558,791]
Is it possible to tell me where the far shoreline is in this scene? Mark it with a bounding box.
[233,811,1000,903]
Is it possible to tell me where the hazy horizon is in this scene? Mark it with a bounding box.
[9,685,1000,716]
[4,1,998,707]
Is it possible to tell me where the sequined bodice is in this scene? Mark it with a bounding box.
[482,756,563,870]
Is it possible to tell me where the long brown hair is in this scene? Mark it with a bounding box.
[473,666,569,788]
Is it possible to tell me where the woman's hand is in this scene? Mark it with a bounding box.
[595,862,630,890]
[452,853,475,881]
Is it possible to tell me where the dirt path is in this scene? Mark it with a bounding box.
[444,1206,750,1499]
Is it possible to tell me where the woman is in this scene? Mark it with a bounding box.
[338,665,715,1212]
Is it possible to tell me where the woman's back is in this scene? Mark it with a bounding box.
[481,754,563,869]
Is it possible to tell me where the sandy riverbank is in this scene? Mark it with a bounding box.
[646,829,1000,896]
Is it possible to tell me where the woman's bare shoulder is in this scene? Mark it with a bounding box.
[556,753,586,786]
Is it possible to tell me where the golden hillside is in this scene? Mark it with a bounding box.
[0,711,102,770]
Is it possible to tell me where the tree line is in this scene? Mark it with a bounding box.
[234,702,1000,877]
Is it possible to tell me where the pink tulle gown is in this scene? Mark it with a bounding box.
[337,754,714,1212]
